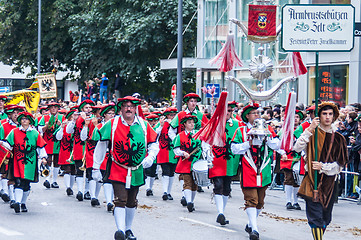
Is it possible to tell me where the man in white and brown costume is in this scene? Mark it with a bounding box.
[293,102,347,240]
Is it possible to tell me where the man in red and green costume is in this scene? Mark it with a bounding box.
[86,103,116,211]
[92,96,159,240]
[144,113,159,197]
[173,114,202,213]
[55,109,76,196]
[66,99,95,201]
[231,103,286,240]
[0,105,25,206]
[279,109,306,210]
[38,102,64,189]
[155,107,178,201]
[210,101,243,226]
[3,111,47,213]
[0,95,8,120]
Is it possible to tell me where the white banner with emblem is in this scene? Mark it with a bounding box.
[36,73,58,99]
[282,4,355,52]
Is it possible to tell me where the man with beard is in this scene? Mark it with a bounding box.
[92,96,159,240]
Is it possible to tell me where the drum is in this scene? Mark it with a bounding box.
[192,160,211,187]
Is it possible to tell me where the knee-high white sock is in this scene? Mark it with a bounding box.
[180,180,184,193]
[14,188,23,203]
[214,194,224,214]
[85,178,89,192]
[64,174,71,189]
[76,177,84,193]
[285,185,293,203]
[46,167,52,181]
[293,187,299,204]
[222,195,228,212]
[103,183,113,204]
[70,175,75,189]
[256,208,262,217]
[89,180,96,199]
[191,191,196,202]
[2,179,9,194]
[125,207,136,231]
[114,207,126,232]
[149,177,155,190]
[168,177,174,194]
[246,207,258,232]
[52,167,60,183]
[145,177,150,190]
[162,176,169,194]
[9,185,14,201]
[21,191,29,204]
[184,189,192,203]
[95,181,102,198]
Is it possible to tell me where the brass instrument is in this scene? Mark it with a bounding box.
[40,163,50,177]
[79,153,86,171]
[66,150,74,163]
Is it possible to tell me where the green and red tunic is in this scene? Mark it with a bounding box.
[38,114,64,154]
[6,128,46,182]
[56,126,74,165]
[97,117,158,186]
[86,123,108,170]
[72,117,95,161]
[209,119,242,178]
[157,121,177,164]
[232,126,274,188]
[174,131,202,174]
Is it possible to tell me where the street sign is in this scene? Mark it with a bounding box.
[206,84,220,98]
[0,87,9,93]
[282,4,355,52]
[355,22,361,37]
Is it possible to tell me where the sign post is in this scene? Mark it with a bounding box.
[282,4,355,195]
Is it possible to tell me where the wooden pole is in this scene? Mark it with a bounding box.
[314,51,319,191]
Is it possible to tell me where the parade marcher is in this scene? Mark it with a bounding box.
[209,101,242,225]
[0,95,8,120]
[66,99,95,201]
[87,104,116,211]
[169,93,208,205]
[173,114,203,212]
[92,96,159,240]
[38,102,64,189]
[294,105,315,138]
[55,109,77,196]
[3,112,47,213]
[144,113,159,197]
[280,110,305,210]
[231,103,287,240]
[294,102,347,240]
[0,105,25,206]
[35,106,48,127]
[155,107,178,200]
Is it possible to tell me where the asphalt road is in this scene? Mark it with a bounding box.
[0,176,360,240]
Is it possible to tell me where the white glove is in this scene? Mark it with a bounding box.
[141,157,153,169]
[92,169,102,182]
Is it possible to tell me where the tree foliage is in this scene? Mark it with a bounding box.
[0,0,198,99]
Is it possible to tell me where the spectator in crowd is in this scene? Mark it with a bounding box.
[98,73,109,103]
[114,73,122,99]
